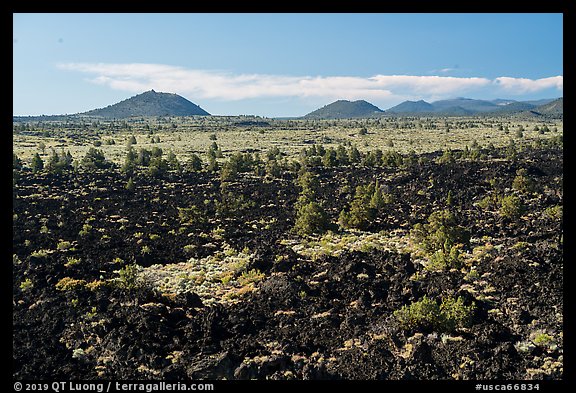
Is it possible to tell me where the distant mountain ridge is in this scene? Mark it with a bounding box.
[385,100,434,113]
[386,97,561,116]
[303,100,384,119]
[12,92,561,120]
[529,98,562,116]
[82,90,210,118]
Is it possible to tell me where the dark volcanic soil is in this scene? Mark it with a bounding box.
[12,146,563,380]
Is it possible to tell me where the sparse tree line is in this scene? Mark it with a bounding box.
[13,133,562,184]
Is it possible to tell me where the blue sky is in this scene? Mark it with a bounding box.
[13,13,563,117]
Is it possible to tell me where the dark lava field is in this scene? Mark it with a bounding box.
[12,143,563,380]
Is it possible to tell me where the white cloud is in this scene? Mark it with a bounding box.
[57,62,562,103]
[370,75,491,95]
[494,76,563,94]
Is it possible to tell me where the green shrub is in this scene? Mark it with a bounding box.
[439,296,475,332]
[411,209,470,255]
[55,277,87,291]
[79,224,93,237]
[64,256,81,267]
[427,245,464,271]
[56,240,72,251]
[512,168,535,193]
[393,296,440,331]
[499,195,524,220]
[20,278,34,292]
[183,244,196,254]
[543,205,562,220]
[238,269,265,286]
[436,149,455,164]
[30,249,51,258]
[115,264,143,290]
[477,194,499,210]
[382,150,404,167]
[532,332,554,347]
[394,296,475,332]
[216,191,254,217]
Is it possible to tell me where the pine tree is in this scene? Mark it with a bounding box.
[322,148,337,167]
[13,153,22,170]
[340,181,389,230]
[187,153,203,172]
[125,177,135,191]
[167,150,181,173]
[292,170,329,236]
[294,201,329,236]
[336,145,349,166]
[47,149,61,173]
[31,153,44,173]
[122,147,137,174]
[348,145,361,163]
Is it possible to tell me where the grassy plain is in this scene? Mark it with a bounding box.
[13,115,563,165]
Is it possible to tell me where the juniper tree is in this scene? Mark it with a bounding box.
[47,149,61,174]
[265,158,281,178]
[206,155,219,172]
[148,156,168,178]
